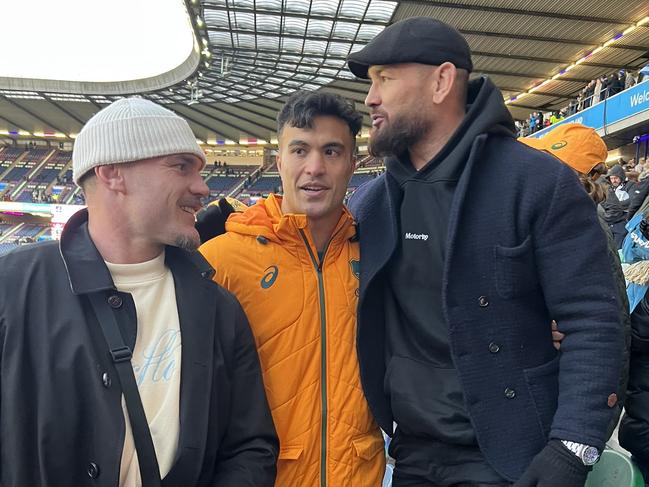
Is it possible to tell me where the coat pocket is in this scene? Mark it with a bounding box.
[523,355,560,437]
[351,433,386,486]
[494,235,540,299]
[278,446,303,461]
[276,446,305,486]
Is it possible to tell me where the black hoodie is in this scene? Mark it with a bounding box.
[384,77,516,445]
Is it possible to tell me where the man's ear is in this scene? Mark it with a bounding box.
[275,151,283,173]
[95,164,127,193]
[431,62,458,105]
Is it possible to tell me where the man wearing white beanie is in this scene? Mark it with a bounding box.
[0,97,278,487]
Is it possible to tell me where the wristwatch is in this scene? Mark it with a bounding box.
[560,440,600,466]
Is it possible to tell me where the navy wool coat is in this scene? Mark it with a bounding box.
[348,135,623,481]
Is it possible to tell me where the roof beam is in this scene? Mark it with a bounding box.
[461,28,646,50]
[193,103,277,132]
[207,26,358,45]
[472,50,639,70]
[475,69,591,83]
[0,112,32,133]
[229,102,279,124]
[498,87,574,100]
[167,103,231,140]
[507,103,548,111]
[41,95,87,126]
[203,4,387,26]
[402,0,634,25]
[0,96,69,135]
[176,104,269,139]
[508,102,562,111]
[247,98,286,113]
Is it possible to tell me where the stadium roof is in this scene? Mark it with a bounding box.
[0,0,648,144]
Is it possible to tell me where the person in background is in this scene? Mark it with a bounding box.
[619,211,649,483]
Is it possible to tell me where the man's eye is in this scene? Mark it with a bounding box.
[325,149,340,156]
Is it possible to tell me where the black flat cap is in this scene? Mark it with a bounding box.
[347,17,473,79]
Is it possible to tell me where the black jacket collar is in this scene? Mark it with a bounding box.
[60,208,214,295]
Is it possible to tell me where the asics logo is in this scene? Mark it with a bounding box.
[350,259,360,280]
[261,265,279,289]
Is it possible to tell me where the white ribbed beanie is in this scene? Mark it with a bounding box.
[72,97,206,185]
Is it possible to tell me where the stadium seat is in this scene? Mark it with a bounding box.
[585,448,644,487]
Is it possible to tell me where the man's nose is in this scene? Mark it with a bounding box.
[365,82,380,107]
[305,154,326,175]
[193,174,209,198]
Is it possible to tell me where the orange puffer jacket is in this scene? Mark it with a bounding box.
[200,194,385,487]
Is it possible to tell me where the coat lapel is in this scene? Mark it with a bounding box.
[163,250,216,485]
[357,174,401,301]
[442,134,488,312]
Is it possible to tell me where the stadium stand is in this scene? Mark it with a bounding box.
[246,175,281,195]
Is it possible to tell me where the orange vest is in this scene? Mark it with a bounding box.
[200,195,384,486]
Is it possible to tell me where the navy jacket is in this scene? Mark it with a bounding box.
[348,135,623,481]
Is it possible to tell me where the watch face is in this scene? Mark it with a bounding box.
[582,446,600,465]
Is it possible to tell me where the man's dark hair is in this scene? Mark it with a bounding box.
[277,91,363,140]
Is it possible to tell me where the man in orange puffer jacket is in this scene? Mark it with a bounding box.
[199,91,385,486]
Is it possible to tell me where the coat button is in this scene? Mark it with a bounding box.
[256,235,268,244]
[87,462,100,478]
[102,372,111,388]
[107,295,122,308]
[504,388,516,399]
[488,342,500,353]
[478,296,489,307]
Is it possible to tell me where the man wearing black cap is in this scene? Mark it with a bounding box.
[346,17,623,487]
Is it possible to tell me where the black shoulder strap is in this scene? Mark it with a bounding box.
[88,292,162,487]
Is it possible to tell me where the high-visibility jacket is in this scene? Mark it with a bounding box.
[200,194,385,487]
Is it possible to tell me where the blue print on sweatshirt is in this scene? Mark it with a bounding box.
[132,329,181,386]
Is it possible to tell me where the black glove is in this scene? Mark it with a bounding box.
[513,440,590,487]
[195,198,235,244]
[639,213,649,240]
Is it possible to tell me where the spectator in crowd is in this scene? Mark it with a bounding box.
[619,212,649,482]
[607,164,634,205]
[0,97,278,486]
[346,16,623,486]
[583,79,596,109]
[625,70,638,90]
[627,158,649,217]
[600,164,633,246]
[628,169,649,219]
[536,112,545,131]
[199,91,385,486]
[528,66,644,125]
[626,158,637,171]
[593,76,604,105]
[608,71,625,97]
[528,112,537,133]
[640,63,649,83]
[549,111,564,125]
